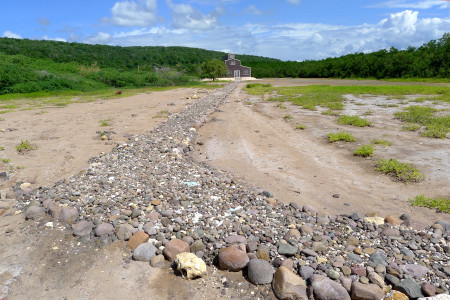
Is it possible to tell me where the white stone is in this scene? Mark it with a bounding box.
[175,252,207,280]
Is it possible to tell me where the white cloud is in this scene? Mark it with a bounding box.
[287,0,301,4]
[103,0,159,27]
[244,5,263,15]
[374,0,450,9]
[42,35,67,42]
[3,30,22,39]
[166,0,220,30]
[85,32,112,44]
[85,10,450,61]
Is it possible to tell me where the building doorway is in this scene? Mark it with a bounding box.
[234,70,240,78]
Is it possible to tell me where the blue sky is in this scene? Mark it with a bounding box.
[1,0,449,61]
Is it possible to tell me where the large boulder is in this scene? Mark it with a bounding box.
[132,243,157,262]
[175,252,207,279]
[247,259,274,285]
[115,223,134,241]
[272,266,307,300]
[25,206,45,220]
[59,207,78,224]
[163,238,190,262]
[310,274,350,300]
[72,220,93,237]
[218,246,249,271]
[351,282,384,300]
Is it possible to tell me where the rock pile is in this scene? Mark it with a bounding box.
[14,83,450,299]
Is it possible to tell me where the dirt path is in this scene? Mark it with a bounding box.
[194,79,450,228]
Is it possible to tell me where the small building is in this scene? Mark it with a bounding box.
[223,54,251,78]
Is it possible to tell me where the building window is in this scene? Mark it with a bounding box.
[230,61,235,65]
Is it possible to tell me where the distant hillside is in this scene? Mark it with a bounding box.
[0,38,278,72]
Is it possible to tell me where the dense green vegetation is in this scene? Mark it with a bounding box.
[0,34,448,96]
[375,159,424,182]
[328,132,357,142]
[246,33,449,79]
[394,105,450,138]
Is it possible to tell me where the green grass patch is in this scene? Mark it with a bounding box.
[338,115,372,127]
[277,103,287,109]
[363,110,374,116]
[395,105,449,138]
[295,124,306,130]
[153,110,171,119]
[354,144,374,157]
[410,195,449,213]
[283,114,293,120]
[375,158,424,182]
[99,119,111,127]
[377,103,399,108]
[1,158,10,163]
[16,140,37,153]
[322,110,340,116]
[328,132,356,142]
[371,139,392,147]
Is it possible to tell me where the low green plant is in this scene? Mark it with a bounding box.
[377,103,399,108]
[245,101,252,106]
[354,145,374,157]
[322,110,340,116]
[355,102,366,106]
[338,115,372,127]
[16,140,37,153]
[16,166,26,169]
[0,146,4,150]
[328,132,357,142]
[402,123,421,131]
[295,124,306,130]
[99,119,111,127]
[246,83,272,89]
[410,195,449,213]
[371,139,392,147]
[363,110,374,116]
[2,158,10,163]
[153,110,171,119]
[277,103,287,109]
[375,158,424,182]
[283,114,293,120]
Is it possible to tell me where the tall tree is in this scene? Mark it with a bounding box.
[200,59,228,81]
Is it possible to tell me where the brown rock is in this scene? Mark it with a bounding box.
[421,282,436,297]
[48,204,62,218]
[351,282,384,300]
[385,215,402,226]
[162,238,190,262]
[384,290,409,300]
[266,198,277,205]
[151,199,162,206]
[284,229,301,240]
[219,247,249,271]
[273,266,307,300]
[127,231,150,250]
[310,274,350,300]
[59,207,79,224]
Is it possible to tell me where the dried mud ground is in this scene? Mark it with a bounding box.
[0,79,449,299]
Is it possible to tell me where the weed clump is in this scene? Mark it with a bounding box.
[371,139,392,147]
[354,145,374,157]
[295,124,306,130]
[99,119,111,127]
[338,115,372,127]
[395,105,449,138]
[322,110,340,116]
[283,114,293,120]
[410,195,449,213]
[375,158,424,182]
[16,140,37,153]
[328,132,356,142]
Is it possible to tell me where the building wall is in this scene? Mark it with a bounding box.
[223,54,252,78]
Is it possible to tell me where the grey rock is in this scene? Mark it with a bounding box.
[301,249,318,257]
[347,253,363,263]
[190,240,206,253]
[300,265,315,281]
[385,274,400,286]
[247,259,274,285]
[150,254,165,268]
[133,243,157,262]
[59,207,78,224]
[369,252,387,266]
[95,223,114,236]
[395,278,424,299]
[25,206,45,220]
[72,220,93,237]
[224,235,246,244]
[115,223,134,241]
[278,243,298,256]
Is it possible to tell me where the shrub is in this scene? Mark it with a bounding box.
[371,139,392,147]
[328,132,356,142]
[16,140,37,153]
[410,195,449,213]
[375,158,424,182]
[354,145,374,157]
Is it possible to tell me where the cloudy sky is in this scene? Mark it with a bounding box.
[1,0,449,61]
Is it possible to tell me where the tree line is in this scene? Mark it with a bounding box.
[0,34,448,95]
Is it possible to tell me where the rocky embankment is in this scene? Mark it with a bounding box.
[13,83,450,300]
